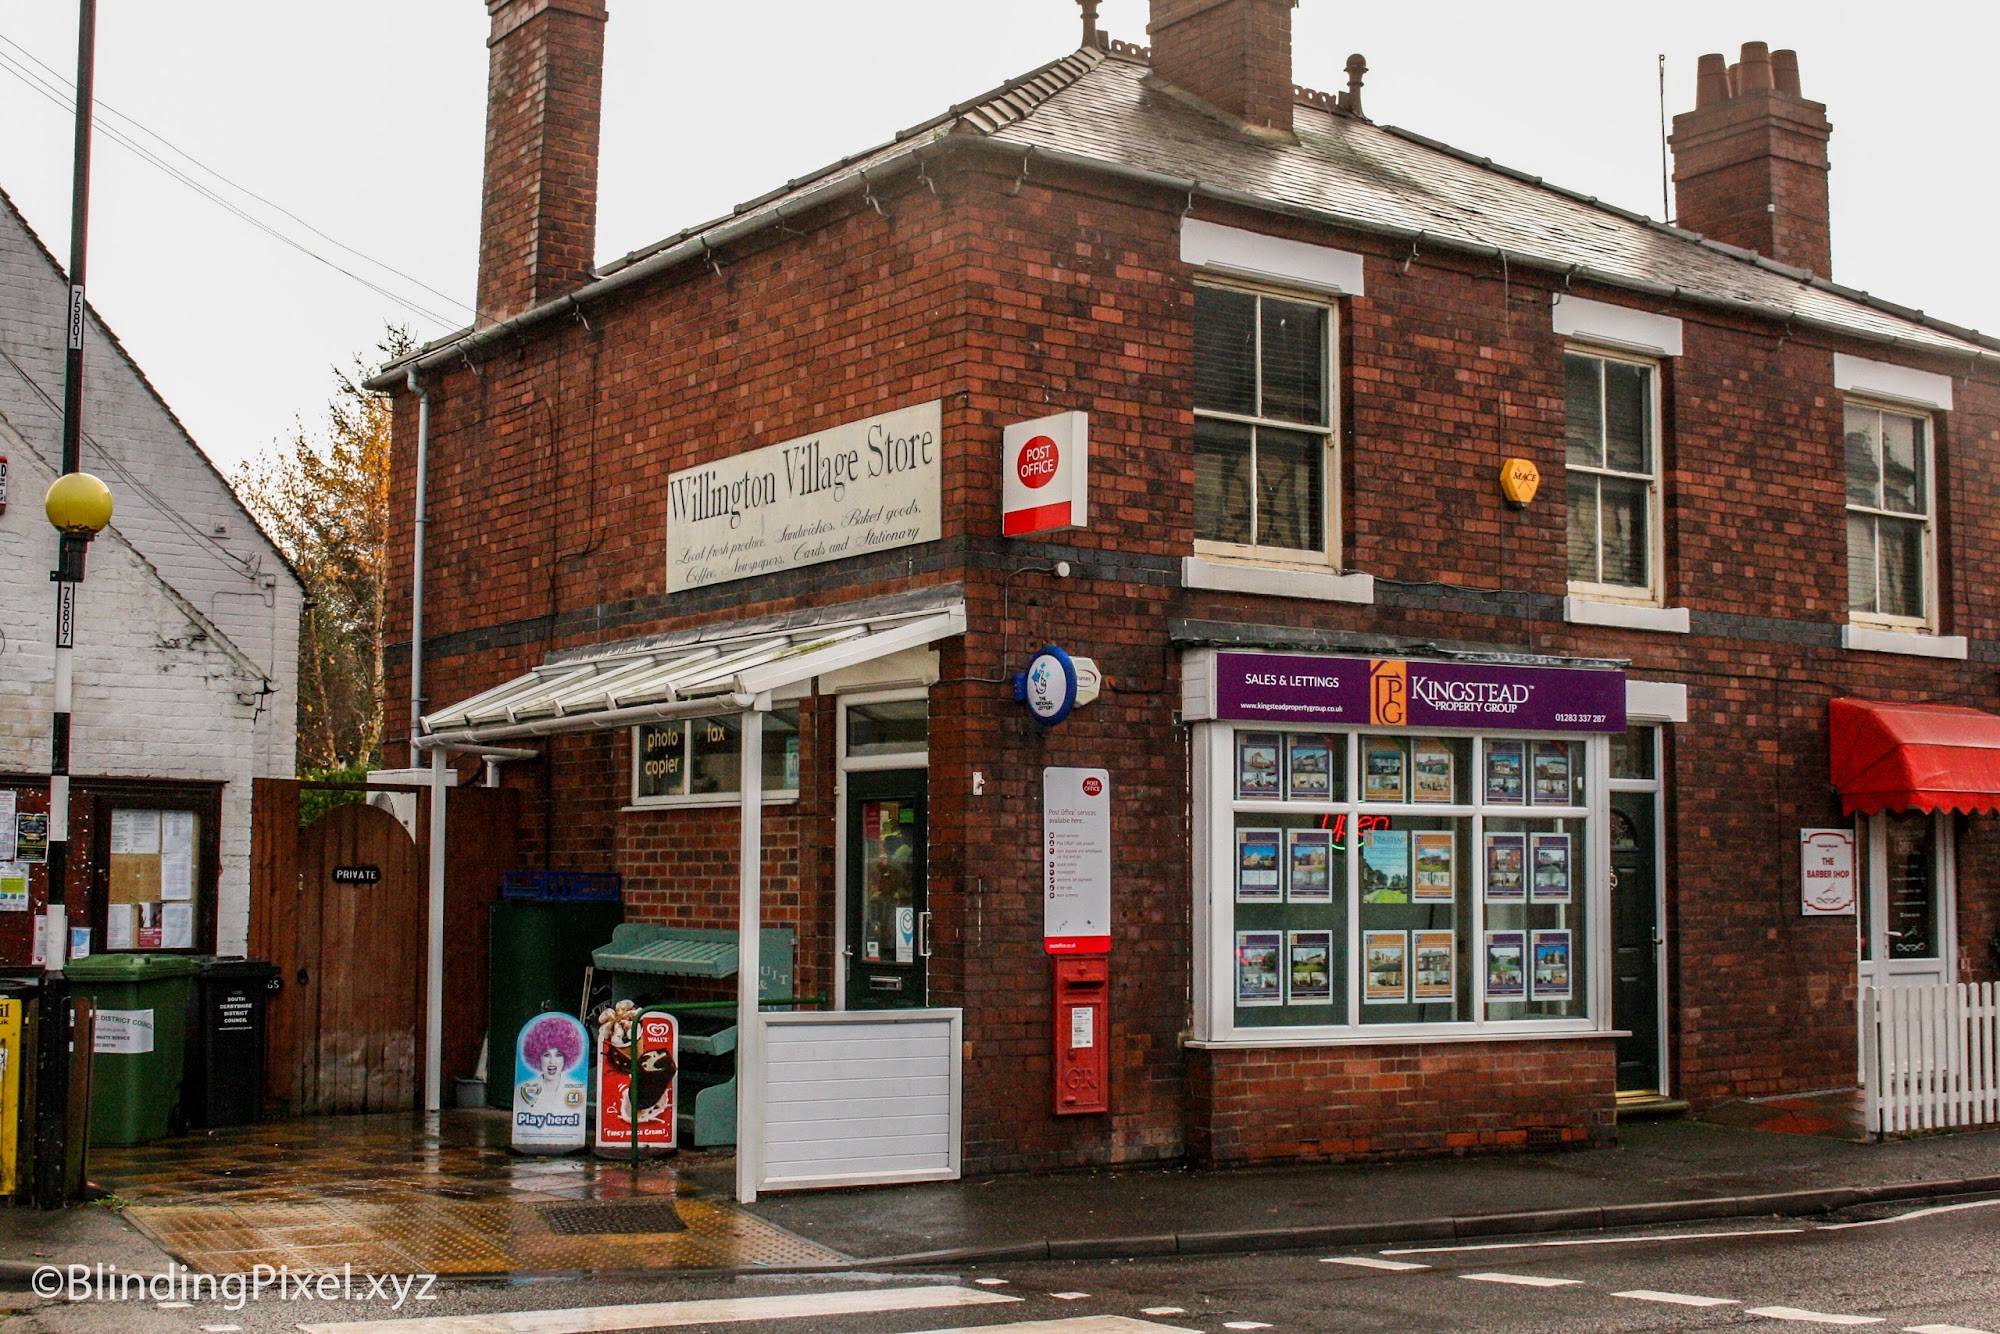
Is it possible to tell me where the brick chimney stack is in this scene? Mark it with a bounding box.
[1148,0,1299,136]
[477,0,608,325]
[1669,41,1832,276]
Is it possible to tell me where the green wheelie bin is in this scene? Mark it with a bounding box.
[65,953,200,1145]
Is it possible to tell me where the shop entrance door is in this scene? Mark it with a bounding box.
[844,770,928,1009]
[1610,792,1662,1093]
[1858,812,1955,1061]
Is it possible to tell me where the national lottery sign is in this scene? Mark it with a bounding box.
[1212,652,1625,733]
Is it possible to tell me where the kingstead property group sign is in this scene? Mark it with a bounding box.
[666,401,942,592]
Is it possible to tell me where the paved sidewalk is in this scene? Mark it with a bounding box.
[723,1118,2000,1264]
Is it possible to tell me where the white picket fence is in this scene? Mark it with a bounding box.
[1866,982,2000,1136]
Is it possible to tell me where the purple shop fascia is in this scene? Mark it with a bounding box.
[1180,645,1631,1049]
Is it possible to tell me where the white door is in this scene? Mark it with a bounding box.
[1857,811,1955,1079]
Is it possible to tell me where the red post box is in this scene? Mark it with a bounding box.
[1053,956,1109,1115]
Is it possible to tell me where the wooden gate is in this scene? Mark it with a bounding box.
[251,779,518,1116]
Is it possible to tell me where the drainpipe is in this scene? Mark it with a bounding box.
[406,369,430,762]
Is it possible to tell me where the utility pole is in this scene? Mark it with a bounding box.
[34,0,109,1211]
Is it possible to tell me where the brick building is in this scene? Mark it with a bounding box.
[372,0,2000,1176]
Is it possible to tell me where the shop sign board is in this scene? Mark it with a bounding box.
[1044,766,1111,954]
[511,1011,589,1153]
[1002,410,1088,536]
[594,1002,678,1151]
[1212,651,1625,733]
[665,401,941,593]
[1799,828,1857,916]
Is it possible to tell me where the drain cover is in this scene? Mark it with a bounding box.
[540,1201,688,1236]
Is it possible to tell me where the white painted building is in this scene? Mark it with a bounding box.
[0,186,301,960]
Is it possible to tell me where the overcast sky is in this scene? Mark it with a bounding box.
[0,0,1992,475]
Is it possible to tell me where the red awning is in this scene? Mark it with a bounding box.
[1828,698,2000,816]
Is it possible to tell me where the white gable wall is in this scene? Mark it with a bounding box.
[0,191,299,785]
[1,444,268,954]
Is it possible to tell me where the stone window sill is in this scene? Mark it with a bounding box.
[1841,623,1968,660]
[1562,597,1689,634]
[1182,555,1374,604]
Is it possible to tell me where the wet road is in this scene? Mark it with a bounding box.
[16,1194,2000,1333]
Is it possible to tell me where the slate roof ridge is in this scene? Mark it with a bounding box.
[1376,122,1998,354]
[594,46,1104,281]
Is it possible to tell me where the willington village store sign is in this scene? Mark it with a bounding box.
[666,402,941,592]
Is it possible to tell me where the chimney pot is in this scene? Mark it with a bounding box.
[1671,39,1831,275]
[1737,41,1775,90]
[1771,48,1801,96]
[1695,52,1731,107]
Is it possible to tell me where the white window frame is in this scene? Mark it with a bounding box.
[833,687,930,1010]
[628,707,801,810]
[1842,397,1938,633]
[1564,345,1664,606]
[1190,722,1613,1048]
[1192,277,1342,570]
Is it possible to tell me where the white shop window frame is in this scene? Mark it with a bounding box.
[1191,276,1343,571]
[1191,721,1613,1047]
[628,708,802,810]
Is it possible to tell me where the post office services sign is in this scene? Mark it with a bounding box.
[666,401,941,592]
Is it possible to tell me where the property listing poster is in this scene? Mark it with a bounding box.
[1412,930,1455,1001]
[1411,739,1454,803]
[1285,734,1334,800]
[1531,930,1573,1001]
[1236,829,1283,902]
[1286,829,1333,903]
[1486,931,1526,999]
[1484,832,1526,901]
[1363,931,1408,1004]
[1360,828,1410,903]
[1412,831,1454,901]
[1287,930,1334,1005]
[1237,733,1282,799]
[1531,833,1572,903]
[1236,931,1282,1006]
[1484,741,1524,804]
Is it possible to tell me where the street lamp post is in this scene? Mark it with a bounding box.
[32,0,103,1212]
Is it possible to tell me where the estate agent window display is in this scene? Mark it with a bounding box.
[1195,724,1608,1044]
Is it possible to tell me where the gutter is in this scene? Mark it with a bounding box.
[406,369,431,761]
[366,126,2000,395]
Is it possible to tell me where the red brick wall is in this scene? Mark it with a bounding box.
[479,0,607,323]
[386,134,2000,1173]
[1188,1040,1617,1164]
[1148,0,1296,132]
[1670,87,1833,275]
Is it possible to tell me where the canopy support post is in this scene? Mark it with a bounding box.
[735,701,767,1204]
[425,745,448,1114]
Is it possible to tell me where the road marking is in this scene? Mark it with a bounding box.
[1461,1273,1584,1288]
[1323,1257,1429,1271]
[1822,1197,2000,1232]
[1905,1326,1997,1334]
[1222,1324,1272,1331]
[1050,1292,1091,1300]
[202,1326,244,1331]
[1613,1290,1739,1308]
[1384,1225,1803,1255]
[908,1321,1200,1334]
[975,1278,1009,1286]
[1141,1308,1185,1316]
[295,1285,1019,1334]
[1746,1308,1883,1325]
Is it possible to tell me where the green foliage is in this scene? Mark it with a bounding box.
[299,762,373,827]
[237,328,413,774]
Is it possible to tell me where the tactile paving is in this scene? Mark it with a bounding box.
[101,1112,845,1276]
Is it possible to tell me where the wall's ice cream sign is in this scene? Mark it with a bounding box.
[1214,651,1624,732]
[666,401,941,592]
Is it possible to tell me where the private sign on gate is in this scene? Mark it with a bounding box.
[1003,411,1088,536]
